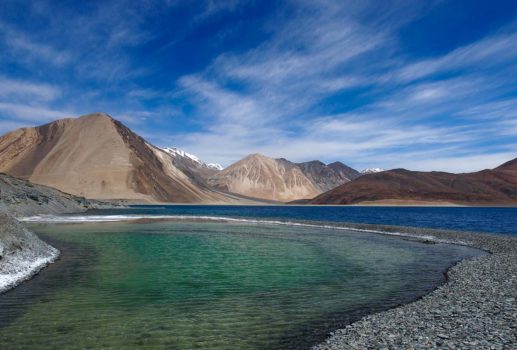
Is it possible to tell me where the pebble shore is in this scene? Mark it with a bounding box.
[313,223,517,350]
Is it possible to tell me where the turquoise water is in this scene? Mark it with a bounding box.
[0,219,482,349]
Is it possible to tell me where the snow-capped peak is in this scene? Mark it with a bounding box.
[206,163,224,170]
[162,147,223,170]
[162,147,200,163]
[361,167,384,174]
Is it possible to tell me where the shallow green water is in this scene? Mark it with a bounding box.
[0,220,481,349]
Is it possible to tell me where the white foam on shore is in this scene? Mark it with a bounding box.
[21,214,154,223]
[20,214,462,245]
[0,249,59,294]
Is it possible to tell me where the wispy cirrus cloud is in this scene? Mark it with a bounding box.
[0,22,72,66]
[0,77,61,101]
[0,0,516,172]
[0,103,70,121]
[0,75,70,134]
[171,1,517,171]
[389,30,517,83]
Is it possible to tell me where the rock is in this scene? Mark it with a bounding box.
[0,213,59,293]
[312,223,517,350]
[0,173,119,217]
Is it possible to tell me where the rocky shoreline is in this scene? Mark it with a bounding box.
[0,173,120,294]
[0,173,117,217]
[0,213,59,293]
[312,223,517,350]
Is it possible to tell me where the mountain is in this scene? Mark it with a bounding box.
[208,154,320,202]
[0,113,240,203]
[361,168,385,174]
[162,147,222,181]
[308,158,517,205]
[296,160,360,192]
[207,154,359,202]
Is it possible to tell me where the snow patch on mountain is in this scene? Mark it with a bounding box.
[162,147,223,170]
[361,168,385,174]
[206,163,224,170]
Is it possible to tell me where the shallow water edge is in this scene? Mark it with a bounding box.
[1,216,493,349]
[312,223,517,349]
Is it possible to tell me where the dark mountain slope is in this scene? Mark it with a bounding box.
[309,158,517,205]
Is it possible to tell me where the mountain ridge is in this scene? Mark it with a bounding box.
[308,158,517,205]
[162,147,223,182]
[208,153,359,202]
[296,160,360,192]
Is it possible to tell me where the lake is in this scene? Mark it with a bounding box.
[0,206,489,349]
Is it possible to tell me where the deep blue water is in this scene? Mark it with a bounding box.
[85,205,517,235]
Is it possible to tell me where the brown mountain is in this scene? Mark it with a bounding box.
[308,158,517,205]
[297,160,360,192]
[0,113,250,203]
[207,154,359,202]
[207,154,320,202]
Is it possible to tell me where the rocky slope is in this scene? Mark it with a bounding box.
[297,161,360,192]
[0,172,120,294]
[309,157,517,205]
[162,147,222,182]
[0,113,243,203]
[208,154,359,202]
[207,154,319,202]
[0,173,112,216]
[0,213,59,293]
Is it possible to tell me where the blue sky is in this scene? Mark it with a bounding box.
[0,0,516,172]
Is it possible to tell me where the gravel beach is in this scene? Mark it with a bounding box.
[313,223,517,350]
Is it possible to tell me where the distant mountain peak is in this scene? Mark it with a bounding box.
[496,158,517,171]
[207,163,224,171]
[79,112,113,120]
[361,168,385,174]
[328,161,344,166]
[162,147,223,170]
[245,153,268,160]
[303,160,326,166]
[208,153,321,202]
[207,154,360,201]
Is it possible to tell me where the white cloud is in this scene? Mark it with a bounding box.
[0,77,61,101]
[0,21,71,66]
[390,31,517,83]
[74,2,517,174]
[0,102,71,123]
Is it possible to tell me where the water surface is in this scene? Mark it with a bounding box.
[0,219,482,349]
[83,205,517,235]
